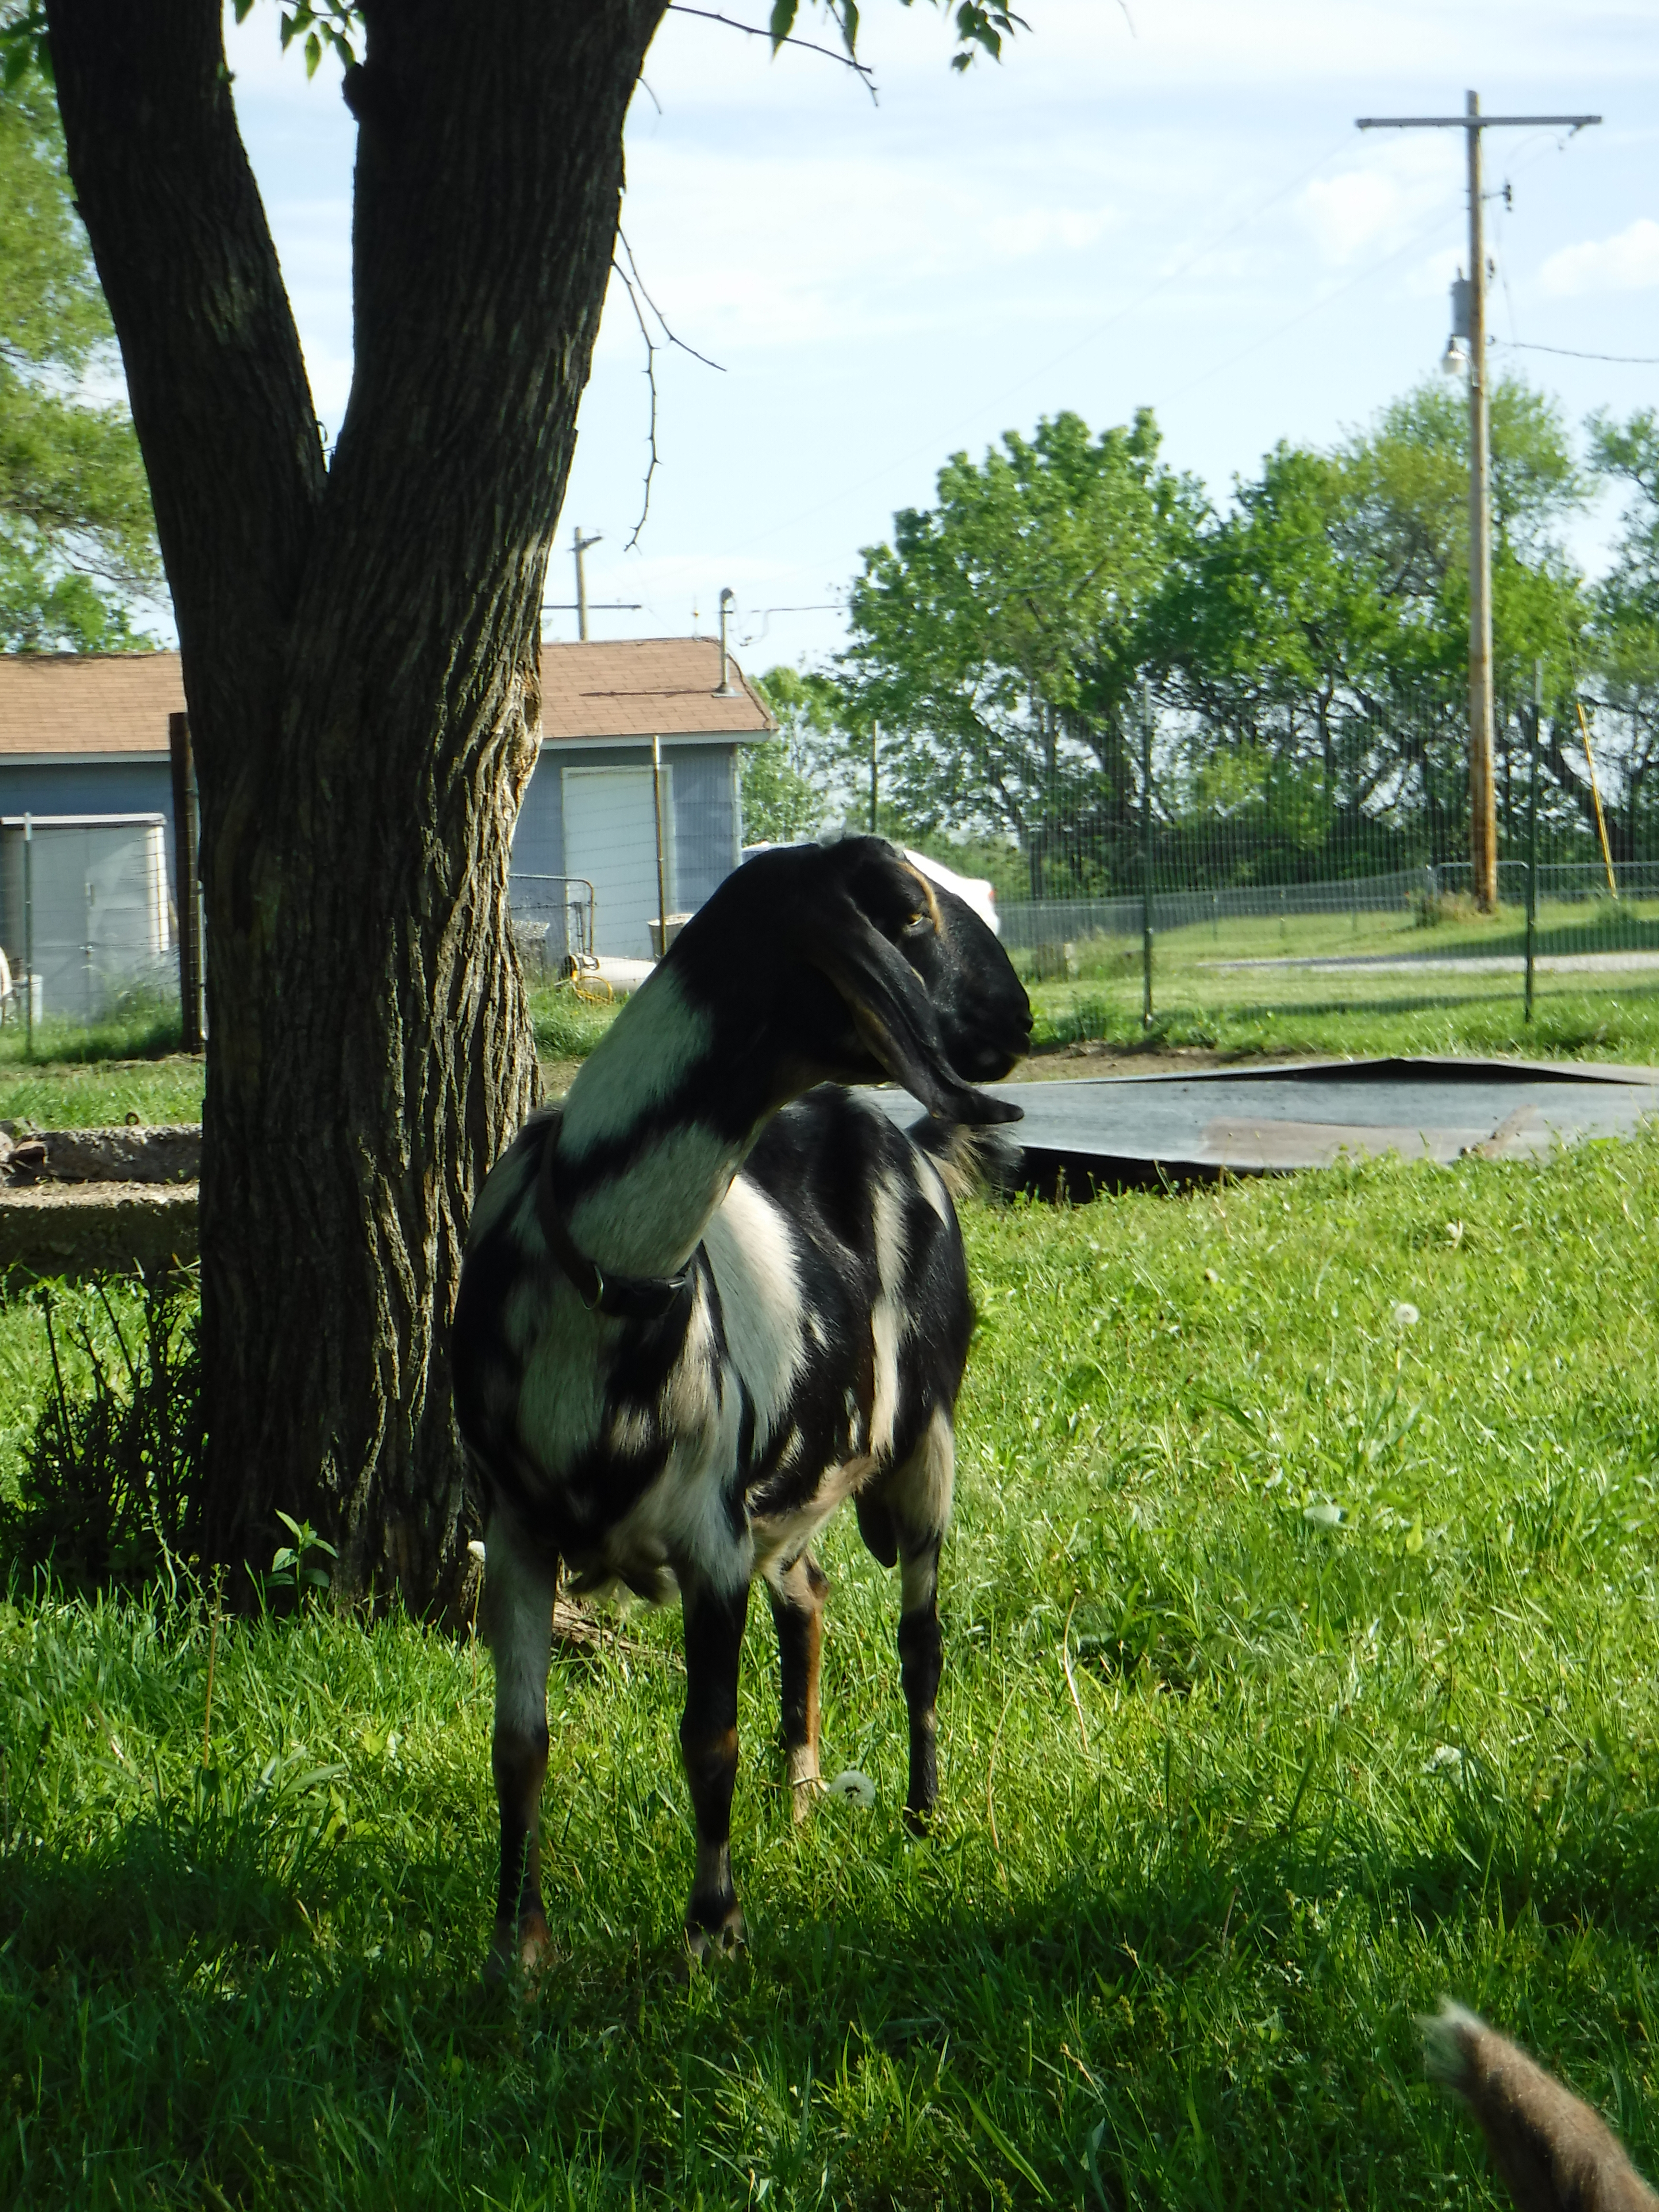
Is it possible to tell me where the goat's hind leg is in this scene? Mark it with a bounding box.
[886,1408,954,1835]
[481,1518,559,1980]
[679,1571,752,1959]
[766,1550,829,1822]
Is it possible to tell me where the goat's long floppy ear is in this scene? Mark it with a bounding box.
[809,900,1022,1126]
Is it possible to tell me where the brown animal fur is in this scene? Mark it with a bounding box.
[1422,2001,1659,2212]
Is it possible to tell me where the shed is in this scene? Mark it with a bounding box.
[0,652,185,879]
[0,639,776,970]
[518,638,776,962]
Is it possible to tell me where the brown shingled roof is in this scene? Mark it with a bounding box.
[539,637,775,741]
[0,652,184,757]
[0,637,778,757]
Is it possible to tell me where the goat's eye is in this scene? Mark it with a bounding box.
[901,910,932,938]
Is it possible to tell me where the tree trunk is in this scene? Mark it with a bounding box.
[46,0,668,1611]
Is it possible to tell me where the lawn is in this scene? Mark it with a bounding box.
[4,1129,1659,2207]
[1023,897,1659,1065]
[0,982,619,1131]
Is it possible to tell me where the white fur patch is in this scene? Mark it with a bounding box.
[914,1147,952,1225]
[517,1305,608,1470]
[559,969,712,1163]
[751,1454,875,1580]
[599,1417,752,1599]
[567,1120,738,1279]
[482,1514,557,1739]
[702,1174,805,1447]
[891,1406,956,1563]
[868,1169,910,1460]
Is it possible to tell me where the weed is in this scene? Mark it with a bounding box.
[0,1280,203,1591]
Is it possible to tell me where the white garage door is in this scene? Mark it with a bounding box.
[562,766,673,961]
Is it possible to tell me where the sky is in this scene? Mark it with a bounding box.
[218,0,1659,675]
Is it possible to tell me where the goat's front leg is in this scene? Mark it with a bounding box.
[481,1524,559,1979]
[767,1550,829,1822]
[679,1571,751,1958]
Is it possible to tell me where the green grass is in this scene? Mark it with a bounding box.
[5,1131,1659,2206]
[1027,900,1659,1064]
[0,994,204,1127]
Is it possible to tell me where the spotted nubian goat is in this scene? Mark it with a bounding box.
[454,837,1032,1969]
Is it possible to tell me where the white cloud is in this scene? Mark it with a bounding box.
[983,205,1120,260]
[1540,217,1659,296]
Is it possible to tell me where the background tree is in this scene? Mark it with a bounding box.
[10,0,1017,1613]
[0,75,160,649]
[1152,379,1592,878]
[742,666,839,843]
[843,409,1202,891]
[842,378,1602,891]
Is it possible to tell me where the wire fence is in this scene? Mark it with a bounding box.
[875,682,1659,1023]
[0,815,179,1034]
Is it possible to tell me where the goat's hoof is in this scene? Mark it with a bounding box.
[483,1914,553,1987]
[790,1778,828,1826]
[685,1900,746,1964]
[786,1748,826,1824]
[902,1802,934,1840]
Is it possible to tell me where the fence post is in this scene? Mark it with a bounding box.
[22,811,32,1056]
[651,731,668,957]
[168,711,204,1052]
[1141,678,1154,1027]
[1525,661,1540,1024]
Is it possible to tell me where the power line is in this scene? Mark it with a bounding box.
[716,128,1359,558]
[1166,193,1464,400]
[1495,338,1659,365]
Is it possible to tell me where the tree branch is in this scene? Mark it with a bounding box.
[43,0,325,756]
[665,4,878,98]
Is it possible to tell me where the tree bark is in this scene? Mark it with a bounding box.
[46,0,668,1611]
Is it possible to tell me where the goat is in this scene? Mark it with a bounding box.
[454,836,1032,1971]
[1424,2001,1659,2212]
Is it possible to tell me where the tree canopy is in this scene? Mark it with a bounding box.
[837,376,1647,888]
[0,75,160,649]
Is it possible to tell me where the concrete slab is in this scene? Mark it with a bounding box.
[862,1055,1659,1196]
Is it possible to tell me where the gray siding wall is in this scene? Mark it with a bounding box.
[0,761,177,882]
[671,747,738,913]
[511,748,565,885]
[509,741,742,917]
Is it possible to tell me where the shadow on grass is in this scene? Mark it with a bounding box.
[6,1752,1659,2209]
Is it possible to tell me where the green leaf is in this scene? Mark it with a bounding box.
[304,29,322,76]
[767,0,799,53]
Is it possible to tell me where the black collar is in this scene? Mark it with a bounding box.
[533,1114,694,1322]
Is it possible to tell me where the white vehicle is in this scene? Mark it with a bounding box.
[743,839,1000,937]
[902,849,1000,938]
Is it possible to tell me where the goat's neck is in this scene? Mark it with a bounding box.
[553,969,769,1279]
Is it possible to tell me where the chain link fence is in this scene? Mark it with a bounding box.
[0,814,179,1035]
[876,683,1659,1025]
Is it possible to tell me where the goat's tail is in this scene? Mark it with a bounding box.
[908,1116,1023,1205]
[1421,1999,1659,2212]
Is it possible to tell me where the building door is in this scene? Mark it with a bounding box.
[561,765,672,961]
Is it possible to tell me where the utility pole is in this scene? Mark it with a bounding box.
[572,526,601,641]
[1141,678,1154,1028]
[1358,95,1599,911]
